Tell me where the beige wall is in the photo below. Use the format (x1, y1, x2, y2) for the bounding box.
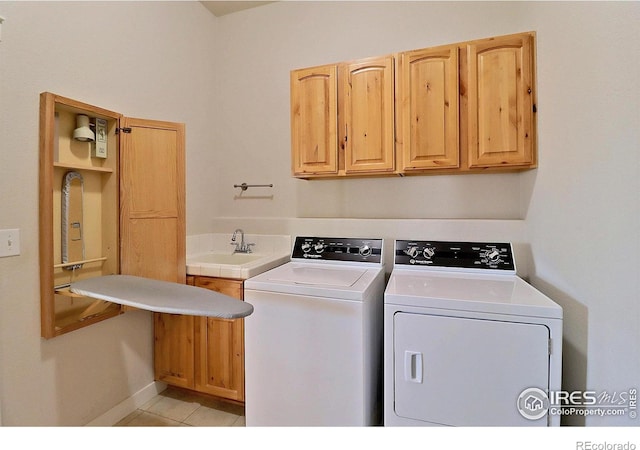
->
(522, 1, 640, 426)
(0, 1, 219, 425)
(0, 1, 638, 426)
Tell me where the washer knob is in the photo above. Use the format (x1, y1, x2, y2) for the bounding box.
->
(301, 243, 311, 253)
(423, 247, 435, 259)
(405, 246, 420, 258)
(314, 242, 326, 253)
(359, 245, 372, 257)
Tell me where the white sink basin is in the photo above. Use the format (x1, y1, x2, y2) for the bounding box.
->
(193, 253, 265, 265)
(186, 251, 290, 280)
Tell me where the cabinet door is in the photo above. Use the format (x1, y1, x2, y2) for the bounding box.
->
(119, 117, 191, 387)
(291, 65, 338, 176)
(399, 45, 459, 171)
(120, 118, 185, 282)
(194, 277, 245, 401)
(467, 33, 535, 168)
(342, 55, 396, 173)
(154, 314, 195, 388)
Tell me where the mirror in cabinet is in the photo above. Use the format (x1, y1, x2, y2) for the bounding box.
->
(39, 92, 121, 338)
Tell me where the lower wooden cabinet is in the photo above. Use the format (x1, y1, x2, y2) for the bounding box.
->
(154, 275, 245, 402)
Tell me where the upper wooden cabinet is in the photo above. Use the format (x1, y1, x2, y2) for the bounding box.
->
(291, 56, 395, 177)
(291, 31, 537, 179)
(290, 65, 338, 176)
(341, 55, 395, 174)
(465, 33, 535, 168)
(397, 44, 460, 171)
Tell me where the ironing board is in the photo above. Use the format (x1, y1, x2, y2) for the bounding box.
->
(70, 275, 253, 319)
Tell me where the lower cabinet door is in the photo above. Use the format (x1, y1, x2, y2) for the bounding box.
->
(154, 313, 195, 389)
(194, 277, 245, 401)
(195, 316, 245, 401)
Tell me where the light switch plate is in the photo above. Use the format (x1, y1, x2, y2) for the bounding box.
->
(0, 228, 20, 257)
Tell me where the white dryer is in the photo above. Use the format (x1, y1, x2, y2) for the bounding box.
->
(384, 240, 562, 426)
(244, 236, 385, 426)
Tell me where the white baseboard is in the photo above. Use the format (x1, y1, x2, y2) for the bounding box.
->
(86, 381, 168, 426)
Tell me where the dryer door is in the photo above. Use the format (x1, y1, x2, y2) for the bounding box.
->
(393, 312, 550, 426)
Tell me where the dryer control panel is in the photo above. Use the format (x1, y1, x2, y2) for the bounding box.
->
(292, 236, 383, 264)
(394, 240, 515, 272)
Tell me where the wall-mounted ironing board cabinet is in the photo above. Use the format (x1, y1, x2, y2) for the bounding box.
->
(70, 275, 254, 319)
(39, 92, 208, 337)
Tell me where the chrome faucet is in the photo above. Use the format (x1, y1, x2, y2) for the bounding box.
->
(231, 229, 255, 254)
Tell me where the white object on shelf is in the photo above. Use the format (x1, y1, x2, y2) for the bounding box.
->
(93, 118, 108, 158)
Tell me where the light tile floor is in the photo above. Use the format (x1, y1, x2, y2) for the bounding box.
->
(115, 386, 245, 427)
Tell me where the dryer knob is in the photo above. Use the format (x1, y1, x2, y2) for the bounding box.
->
(487, 249, 501, 262)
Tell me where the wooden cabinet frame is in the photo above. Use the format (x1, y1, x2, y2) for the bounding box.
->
(39, 93, 122, 338)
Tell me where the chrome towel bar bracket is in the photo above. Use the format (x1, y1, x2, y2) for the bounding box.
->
(234, 183, 273, 191)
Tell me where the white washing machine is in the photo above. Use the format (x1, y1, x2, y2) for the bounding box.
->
(244, 236, 385, 426)
(384, 240, 563, 427)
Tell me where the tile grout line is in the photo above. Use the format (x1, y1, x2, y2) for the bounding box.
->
(143, 408, 192, 426)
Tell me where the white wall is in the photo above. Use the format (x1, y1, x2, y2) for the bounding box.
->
(0, 1, 219, 425)
(0, 1, 638, 427)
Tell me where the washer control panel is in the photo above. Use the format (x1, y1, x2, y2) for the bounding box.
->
(394, 240, 515, 271)
(292, 237, 383, 263)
